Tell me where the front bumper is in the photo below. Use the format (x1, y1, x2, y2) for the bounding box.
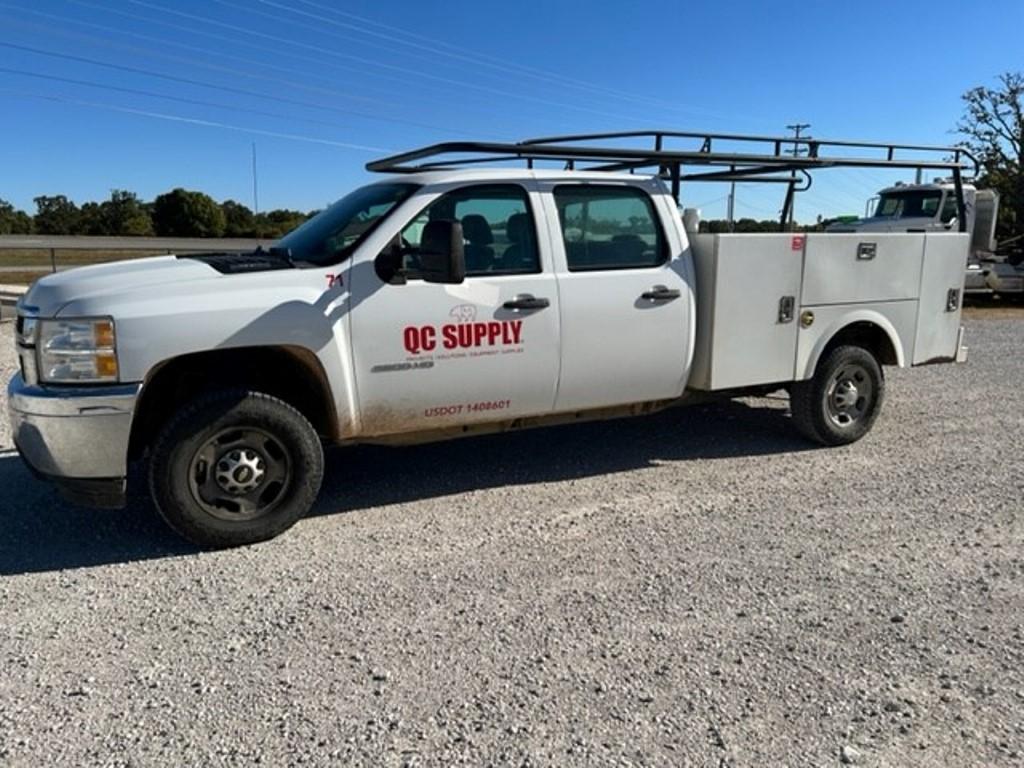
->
(7, 373, 141, 507)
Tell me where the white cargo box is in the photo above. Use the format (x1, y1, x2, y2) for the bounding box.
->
(688, 232, 968, 391)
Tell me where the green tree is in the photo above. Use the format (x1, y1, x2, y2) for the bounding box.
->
(78, 201, 106, 235)
(254, 209, 310, 238)
(956, 72, 1024, 240)
(221, 199, 256, 237)
(698, 218, 784, 233)
(152, 188, 226, 237)
(0, 198, 33, 234)
(102, 190, 154, 236)
(33, 195, 81, 235)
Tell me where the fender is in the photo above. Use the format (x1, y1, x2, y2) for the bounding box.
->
(799, 308, 906, 381)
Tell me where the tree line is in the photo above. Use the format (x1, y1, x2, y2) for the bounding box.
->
(698, 217, 843, 233)
(0, 188, 317, 239)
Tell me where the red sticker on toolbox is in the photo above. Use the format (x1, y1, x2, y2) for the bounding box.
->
(791, 235, 805, 251)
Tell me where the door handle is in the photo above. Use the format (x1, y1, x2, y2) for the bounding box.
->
(503, 294, 550, 311)
(640, 285, 681, 301)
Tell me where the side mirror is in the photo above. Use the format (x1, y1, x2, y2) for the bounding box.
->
(419, 219, 465, 284)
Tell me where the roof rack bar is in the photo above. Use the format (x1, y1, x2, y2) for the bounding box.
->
(365, 131, 979, 179)
(518, 129, 974, 160)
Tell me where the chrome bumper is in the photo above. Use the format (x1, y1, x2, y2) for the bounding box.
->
(7, 373, 141, 483)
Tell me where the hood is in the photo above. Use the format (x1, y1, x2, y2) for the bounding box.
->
(20, 256, 220, 317)
(826, 216, 935, 234)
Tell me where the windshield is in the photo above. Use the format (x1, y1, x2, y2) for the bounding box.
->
(277, 182, 418, 265)
(873, 189, 942, 219)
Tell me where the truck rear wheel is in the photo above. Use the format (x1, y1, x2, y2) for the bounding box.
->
(148, 390, 323, 548)
(790, 345, 884, 446)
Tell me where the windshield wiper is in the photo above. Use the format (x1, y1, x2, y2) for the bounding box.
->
(268, 246, 296, 267)
(251, 245, 297, 268)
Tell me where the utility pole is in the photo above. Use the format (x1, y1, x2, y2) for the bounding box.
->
(251, 142, 259, 215)
(727, 180, 736, 232)
(783, 122, 811, 230)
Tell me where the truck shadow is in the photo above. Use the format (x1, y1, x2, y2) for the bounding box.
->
(0, 398, 810, 575)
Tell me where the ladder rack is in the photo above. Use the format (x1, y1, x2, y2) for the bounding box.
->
(366, 130, 979, 230)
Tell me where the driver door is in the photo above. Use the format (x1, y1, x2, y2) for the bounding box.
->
(348, 182, 561, 437)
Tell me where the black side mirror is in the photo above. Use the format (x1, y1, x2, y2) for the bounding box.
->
(419, 219, 466, 284)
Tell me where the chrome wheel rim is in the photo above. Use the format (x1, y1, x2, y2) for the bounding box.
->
(188, 427, 291, 521)
(826, 363, 873, 428)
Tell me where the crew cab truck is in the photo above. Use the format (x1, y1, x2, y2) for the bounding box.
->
(8, 131, 975, 548)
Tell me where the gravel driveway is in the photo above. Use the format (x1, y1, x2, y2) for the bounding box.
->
(1, 310, 1022, 767)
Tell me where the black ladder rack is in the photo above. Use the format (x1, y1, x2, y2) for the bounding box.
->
(366, 130, 979, 231)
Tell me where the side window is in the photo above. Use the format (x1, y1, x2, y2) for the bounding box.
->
(553, 186, 667, 271)
(939, 193, 959, 224)
(394, 184, 540, 277)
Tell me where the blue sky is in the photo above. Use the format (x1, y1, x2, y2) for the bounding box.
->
(1, 0, 1021, 223)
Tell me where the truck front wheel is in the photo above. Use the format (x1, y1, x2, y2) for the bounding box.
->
(789, 345, 885, 446)
(148, 390, 324, 548)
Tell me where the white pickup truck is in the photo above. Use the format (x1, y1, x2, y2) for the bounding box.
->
(8, 131, 973, 547)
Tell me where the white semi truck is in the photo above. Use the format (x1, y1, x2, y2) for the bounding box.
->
(8, 131, 975, 547)
(828, 179, 1023, 297)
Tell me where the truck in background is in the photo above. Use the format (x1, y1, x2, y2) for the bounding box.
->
(828, 180, 1023, 299)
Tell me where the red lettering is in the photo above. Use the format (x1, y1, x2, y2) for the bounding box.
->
(441, 324, 458, 349)
(420, 325, 436, 352)
(404, 325, 436, 354)
(473, 322, 488, 346)
(403, 326, 421, 355)
(487, 321, 502, 345)
(409, 319, 524, 355)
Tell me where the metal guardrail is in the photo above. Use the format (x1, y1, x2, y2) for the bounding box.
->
(0, 235, 278, 275)
(0, 237, 280, 319)
(0, 235, 277, 251)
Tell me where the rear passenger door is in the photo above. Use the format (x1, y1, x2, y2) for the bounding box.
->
(540, 181, 692, 412)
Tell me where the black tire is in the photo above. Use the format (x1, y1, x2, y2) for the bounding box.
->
(148, 390, 323, 548)
(790, 345, 885, 446)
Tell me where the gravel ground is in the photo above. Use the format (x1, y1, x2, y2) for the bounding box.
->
(1, 310, 1022, 767)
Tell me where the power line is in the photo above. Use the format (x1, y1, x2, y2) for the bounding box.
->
(63, 0, 465, 98)
(0, 89, 389, 152)
(0, 65, 366, 133)
(248, 0, 743, 121)
(0, 5, 553, 135)
(119, 0, 661, 124)
(689, 194, 730, 209)
(0, 8, 407, 113)
(0, 41, 507, 138)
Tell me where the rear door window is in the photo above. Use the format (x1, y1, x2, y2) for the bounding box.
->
(553, 186, 667, 271)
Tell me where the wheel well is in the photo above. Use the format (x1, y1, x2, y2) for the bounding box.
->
(820, 321, 899, 368)
(128, 346, 337, 459)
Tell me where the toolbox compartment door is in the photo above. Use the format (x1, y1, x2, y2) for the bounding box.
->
(802, 233, 924, 305)
(689, 234, 803, 391)
(912, 233, 969, 364)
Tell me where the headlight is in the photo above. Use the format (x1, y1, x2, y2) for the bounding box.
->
(37, 317, 119, 383)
